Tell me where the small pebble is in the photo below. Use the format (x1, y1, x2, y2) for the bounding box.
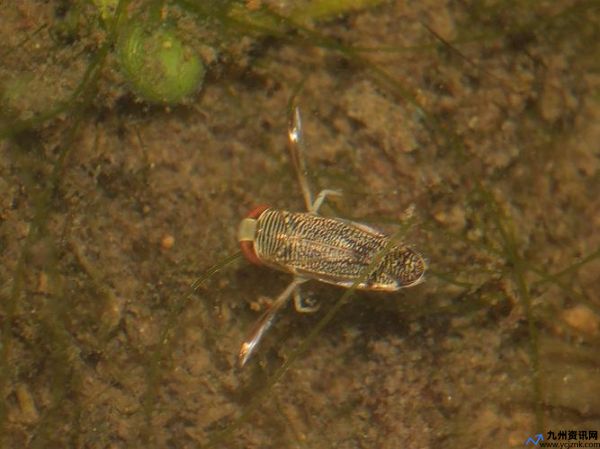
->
(562, 304, 599, 336)
(161, 234, 175, 250)
(37, 271, 49, 294)
(16, 383, 39, 423)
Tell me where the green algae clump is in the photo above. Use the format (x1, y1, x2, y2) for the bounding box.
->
(93, 0, 118, 20)
(117, 22, 205, 104)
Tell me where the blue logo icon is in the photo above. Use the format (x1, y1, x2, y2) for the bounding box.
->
(524, 434, 544, 445)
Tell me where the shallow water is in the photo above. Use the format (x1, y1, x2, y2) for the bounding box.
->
(1, 1, 598, 448)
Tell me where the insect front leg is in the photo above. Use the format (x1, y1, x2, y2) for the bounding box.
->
(310, 189, 343, 214)
(293, 284, 320, 313)
(239, 277, 307, 367)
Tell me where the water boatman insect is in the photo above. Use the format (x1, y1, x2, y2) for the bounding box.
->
(237, 106, 426, 366)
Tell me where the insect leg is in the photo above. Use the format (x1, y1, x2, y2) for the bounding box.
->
(239, 277, 307, 367)
(293, 285, 320, 313)
(310, 189, 343, 214)
(288, 106, 314, 211)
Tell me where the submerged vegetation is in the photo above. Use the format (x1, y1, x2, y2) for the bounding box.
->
(0, 0, 599, 448)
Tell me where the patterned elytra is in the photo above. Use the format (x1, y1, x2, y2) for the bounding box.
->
(244, 208, 426, 291)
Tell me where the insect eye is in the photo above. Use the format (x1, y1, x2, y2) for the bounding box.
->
(245, 205, 270, 219)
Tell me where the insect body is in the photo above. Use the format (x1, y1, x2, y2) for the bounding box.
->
(239, 208, 425, 291)
(237, 106, 426, 366)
